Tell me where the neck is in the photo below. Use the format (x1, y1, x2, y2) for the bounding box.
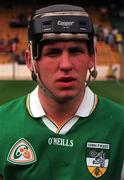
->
(38, 87, 84, 128)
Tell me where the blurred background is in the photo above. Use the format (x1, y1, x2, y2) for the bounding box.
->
(0, 0, 124, 105)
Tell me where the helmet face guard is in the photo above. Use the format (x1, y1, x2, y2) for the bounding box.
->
(28, 4, 94, 60)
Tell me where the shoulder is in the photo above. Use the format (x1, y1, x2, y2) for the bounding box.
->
(99, 96, 124, 111)
(98, 96, 124, 124)
(0, 95, 27, 118)
(0, 95, 28, 138)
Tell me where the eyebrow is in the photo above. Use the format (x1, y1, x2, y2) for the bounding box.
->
(43, 47, 62, 53)
(68, 46, 86, 52)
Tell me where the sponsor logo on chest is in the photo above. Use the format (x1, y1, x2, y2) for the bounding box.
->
(86, 142, 110, 178)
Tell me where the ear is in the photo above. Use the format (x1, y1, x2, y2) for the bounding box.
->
(25, 49, 33, 71)
(88, 55, 95, 70)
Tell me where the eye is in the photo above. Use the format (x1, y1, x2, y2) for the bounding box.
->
(43, 48, 62, 57)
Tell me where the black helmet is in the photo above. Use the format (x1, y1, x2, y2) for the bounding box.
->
(28, 4, 94, 60)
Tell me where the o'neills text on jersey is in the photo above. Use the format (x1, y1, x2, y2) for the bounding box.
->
(48, 137, 73, 147)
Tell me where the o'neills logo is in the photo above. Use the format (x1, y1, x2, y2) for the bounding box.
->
(48, 137, 73, 147)
(57, 20, 74, 26)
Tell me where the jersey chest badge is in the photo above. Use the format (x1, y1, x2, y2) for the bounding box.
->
(7, 138, 37, 165)
(86, 142, 110, 178)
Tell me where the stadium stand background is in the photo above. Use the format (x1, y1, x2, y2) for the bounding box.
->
(0, 0, 124, 80)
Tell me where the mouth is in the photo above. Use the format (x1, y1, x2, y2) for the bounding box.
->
(58, 76, 76, 82)
(56, 77, 76, 87)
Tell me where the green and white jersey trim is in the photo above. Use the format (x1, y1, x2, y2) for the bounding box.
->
(26, 86, 98, 134)
(42, 116, 79, 134)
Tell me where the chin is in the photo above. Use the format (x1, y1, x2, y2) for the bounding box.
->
(55, 96, 75, 104)
(55, 92, 80, 103)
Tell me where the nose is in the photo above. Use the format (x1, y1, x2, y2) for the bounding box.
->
(59, 51, 73, 72)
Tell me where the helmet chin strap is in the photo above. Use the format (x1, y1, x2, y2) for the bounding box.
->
(86, 67, 97, 87)
(29, 42, 63, 100)
(86, 50, 97, 87)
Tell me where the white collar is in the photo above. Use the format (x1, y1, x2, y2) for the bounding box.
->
(26, 86, 97, 118)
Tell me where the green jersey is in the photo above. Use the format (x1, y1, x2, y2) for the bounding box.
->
(0, 87, 124, 180)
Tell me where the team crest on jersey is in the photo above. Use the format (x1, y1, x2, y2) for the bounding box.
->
(86, 142, 110, 178)
(7, 138, 36, 165)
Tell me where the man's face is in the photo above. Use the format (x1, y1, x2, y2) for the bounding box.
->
(35, 41, 94, 102)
